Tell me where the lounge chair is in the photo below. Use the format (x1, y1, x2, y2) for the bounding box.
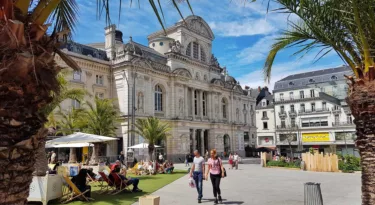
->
(129, 163, 140, 175)
(61, 176, 92, 204)
(98, 172, 116, 194)
(110, 172, 131, 195)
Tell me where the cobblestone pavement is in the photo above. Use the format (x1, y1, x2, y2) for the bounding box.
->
(133, 164, 360, 205)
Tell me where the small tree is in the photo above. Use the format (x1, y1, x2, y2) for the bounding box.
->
(279, 121, 300, 161)
(132, 117, 171, 160)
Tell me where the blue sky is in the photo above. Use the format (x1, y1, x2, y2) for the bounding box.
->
(72, 0, 344, 90)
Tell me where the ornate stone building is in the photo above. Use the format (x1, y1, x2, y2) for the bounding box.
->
(56, 15, 257, 161)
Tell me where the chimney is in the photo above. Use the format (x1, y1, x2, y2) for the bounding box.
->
(258, 86, 261, 92)
(105, 24, 116, 60)
(245, 86, 250, 90)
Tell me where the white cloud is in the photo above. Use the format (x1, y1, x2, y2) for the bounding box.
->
(235, 35, 277, 65)
(209, 18, 276, 37)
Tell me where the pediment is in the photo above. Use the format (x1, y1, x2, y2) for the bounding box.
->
(172, 68, 192, 79)
(184, 16, 214, 40)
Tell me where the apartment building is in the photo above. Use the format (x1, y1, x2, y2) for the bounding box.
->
(272, 66, 358, 157)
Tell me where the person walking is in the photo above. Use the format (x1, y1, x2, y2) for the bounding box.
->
(233, 153, 239, 170)
(228, 153, 233, 169)
(50, 151, 56, 164)
(119, 151, 125, 166)
(159, 153, 164, 164)
(185, 153, 190, 167)
(206, 149, 224, 204)
(189, 150, 205, 203)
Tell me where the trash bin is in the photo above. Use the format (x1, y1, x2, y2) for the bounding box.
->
(304, 182, 323, 205)
(139, 195, 160, 205)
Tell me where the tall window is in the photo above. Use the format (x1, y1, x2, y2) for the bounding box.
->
(301, 104, 305, 112)
(280, 106, 285, 113)
(186, 43, 191, 56)
(289, 92, 294, 100)
(334, 105, 340, 111)
(281, 120, 286, 128)
(335, 114, 339, 124)
(291, 118, 296, 127)
(155, 85, 163, 111)
(263, 122, 268, 129)
(347, 115, 353, 124)
(202, 92, 207, 116)
(300, 91, 304, 99)
(310, 89, 315, 97)
(244, 104, 247, 123)
(200, 47, 206, 62)
(96, 75, 103, 85)
(73, 71, 81, 81)
(280, 93, 284, 101)
(290, 105, 295, 112)
(262, 111, 267, 118)
(322, 102, 327, 110)
(194, 90, 198, 115)
(222, 98, 227, 118)
(72, 99, 80, 109)
(262, 101, 266, 107)
(311, 103, 316, 111)
(193, 42, 199, 59)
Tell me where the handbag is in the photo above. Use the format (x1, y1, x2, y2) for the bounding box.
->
(219, 158, 227, 177)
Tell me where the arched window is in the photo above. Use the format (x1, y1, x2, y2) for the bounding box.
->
(222, 98, 227, 119)
(155, 85, 163, 111)
(186, 43, 191, 56)
(193, 42, 199, 59)
(202, 92, 207, 116)
(200, 47, 206, 62)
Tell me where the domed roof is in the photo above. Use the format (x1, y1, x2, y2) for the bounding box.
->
(123, 37, 143, 56)
(149, 36, 174, 43)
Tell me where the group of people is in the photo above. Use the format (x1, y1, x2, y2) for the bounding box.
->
(228, 152, 240, 170)
(110, 160, 143, 192)
(190, 149, 225, 204)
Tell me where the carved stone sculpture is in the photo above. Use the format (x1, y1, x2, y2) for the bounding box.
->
(169, 40, 182, 53)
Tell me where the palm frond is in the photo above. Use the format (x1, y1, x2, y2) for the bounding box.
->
(49, 0, 79, 39)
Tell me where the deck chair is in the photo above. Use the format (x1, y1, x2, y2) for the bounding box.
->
(110, 172, 130, 195)
(129, 163, 139, 175)
(98, 172, 116, 194)
(87, 173, 97, 185)
(61, 176, 92, 204)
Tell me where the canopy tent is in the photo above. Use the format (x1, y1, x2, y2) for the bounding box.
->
(45, 143, 93, 148)
(128, 143, 160, 149)
(45, 132, 118, 145)
(255, 147, 276, 153)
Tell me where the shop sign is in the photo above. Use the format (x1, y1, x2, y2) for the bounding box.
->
(302, 133, 330, 142)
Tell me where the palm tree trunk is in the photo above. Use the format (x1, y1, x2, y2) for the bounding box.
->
(33, 140, 49, 176)
(68, 148, 77, 163)
(89, 143, 100, 165)
(347, 79, 375, 205)
(148, 145, 155, 161)
(0, 128, 47, 204)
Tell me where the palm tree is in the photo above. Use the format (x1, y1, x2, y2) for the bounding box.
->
(132, 117, 171, 160)
(0, 0, 190, 203)
(260, 1, 375, 204)
(79, 98, 119, 165)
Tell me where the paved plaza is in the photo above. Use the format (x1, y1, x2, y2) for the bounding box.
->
(133, 164, 360, 205)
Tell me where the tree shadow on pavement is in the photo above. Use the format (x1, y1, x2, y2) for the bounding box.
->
(201, 198, 244, 204)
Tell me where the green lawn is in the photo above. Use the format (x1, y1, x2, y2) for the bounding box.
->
(50, 170, 186, 205)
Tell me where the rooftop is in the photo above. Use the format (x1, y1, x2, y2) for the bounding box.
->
(274, 66, 353, 92)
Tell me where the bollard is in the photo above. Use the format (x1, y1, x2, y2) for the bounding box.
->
(304, 182, 323, 205)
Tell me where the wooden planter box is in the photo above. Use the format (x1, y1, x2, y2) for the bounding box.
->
(28, 175, 63, 205)
(139, 195, 160, 205)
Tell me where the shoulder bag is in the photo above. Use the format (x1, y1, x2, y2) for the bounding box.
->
(219, 158, 227, 177)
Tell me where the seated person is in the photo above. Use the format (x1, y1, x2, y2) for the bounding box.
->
(87, 168, 101, 181)
(109, 161, 142, 192)
(71, 169, 92, 198)
(164, 162, 174, 174)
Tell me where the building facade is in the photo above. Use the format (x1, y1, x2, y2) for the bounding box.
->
(255, 88, 276, 149)
(55, 15, 257, 161)
(272, 66, 358, 157)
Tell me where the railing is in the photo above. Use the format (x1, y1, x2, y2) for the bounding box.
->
(276, 124, 299, 130)
(299, 108, 330, 114)
(289, 110, 298, 116)
(278, 111, 287, 116)
(275, 94, 319, 102)
(332, 122, 354, 127)
(261, 116, 269, 120)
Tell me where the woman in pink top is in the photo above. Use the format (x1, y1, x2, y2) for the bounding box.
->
(206, 149, 224, 204)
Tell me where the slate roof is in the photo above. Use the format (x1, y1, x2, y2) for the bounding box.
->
(60, 41, 109, 61)
(274, 66, 353, 92)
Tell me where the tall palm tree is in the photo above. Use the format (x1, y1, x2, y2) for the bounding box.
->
(79, 98, 120, 165)
(132, 117, 171, 160)
(0, 1, 191, 203)
(259, 0, 375, 204)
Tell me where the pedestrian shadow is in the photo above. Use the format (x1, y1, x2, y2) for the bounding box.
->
(201, 199, 244, 204)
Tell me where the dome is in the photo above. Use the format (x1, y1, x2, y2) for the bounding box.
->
(123, 37, 143, 56)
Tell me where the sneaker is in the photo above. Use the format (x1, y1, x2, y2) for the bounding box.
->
(218, 196, 223, 204)
(214, 199, 218, 204)
(198, 199, 202, 203)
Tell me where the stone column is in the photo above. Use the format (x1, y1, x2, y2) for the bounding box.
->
(192, 128, 196, 151)
(192, 88, 195, 120)
(184, 85, 188, 118)
(201, 129, 205, 155)
(200, 90, 203, 119)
